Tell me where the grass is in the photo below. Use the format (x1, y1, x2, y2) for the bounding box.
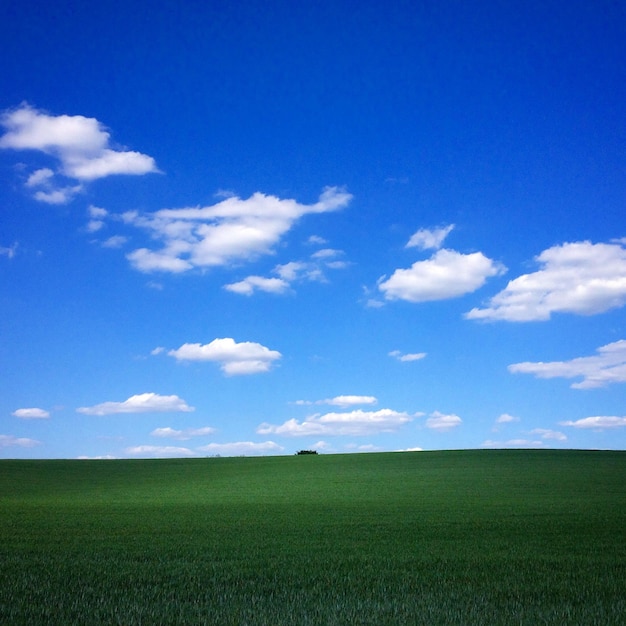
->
(1, 449, 625, 624)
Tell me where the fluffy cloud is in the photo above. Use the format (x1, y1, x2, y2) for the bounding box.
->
(406, 224, 455, 250)
(294, 395, 378, 408)
(150, 426, 216, 440)
(77, 393, 194, 415)
(0, 434, 40, 447)
(466, 241, 626, 321)
(425, 411, 462, 431)
(125, 445, 196, 457)
(166, 338, 281, 375)
(560, 416, 626, 429)
(196, 441, 284, 456)
(12, 408, 50, 419)
(257, 408, 415, 437)
(0, 104, 159, 203)
(508, 340, 626, 389)
(123, 187, 351, 273)
(379, 249, 505, 303)
(389, 350, 427, 362)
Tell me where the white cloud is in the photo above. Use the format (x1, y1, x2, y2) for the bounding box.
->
(293, 395, 377, 407)
(125, 445, 196, 457)
(508, 340, 626, 389)
(467, 241, 626, 321)
(12, 407, 50, 419)
(224, 275, 290, 296)
(560, 416, 626, 429)
(0, 242, 18, 259)
(0, 104, 159, 203)
(225, 248, 348, 296)
(530, 428, 567, 441)
(257, 408, 415, 437)
(166, 338, 281, 375)
(389, 350, 427, 362)
(397, 446, 424, 452)
(196, 441, 284, 456)
(77, 392, 194, 415)
(102, 235, 128, 248)
(0, 434, 40, 447)
(150, 426, 216, 440)
(425, 411, 462, 431)
(379, 249, 505, 303)
(492, 413, 520, 432)
(406, 224, 455, 250)
(482, 439, 543, 448)
(496, 413, 520, 424)
(123, 187, 351, 273)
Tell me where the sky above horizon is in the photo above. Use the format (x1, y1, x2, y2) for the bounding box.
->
(2, 0, 626, 458)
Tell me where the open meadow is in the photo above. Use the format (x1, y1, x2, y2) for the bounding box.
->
(1, 449, 625, 624)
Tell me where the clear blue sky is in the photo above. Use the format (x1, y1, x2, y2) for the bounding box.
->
(2, 0, 626, 458)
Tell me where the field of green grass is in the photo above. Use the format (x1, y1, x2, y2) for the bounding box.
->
(1, 449, 625, 624)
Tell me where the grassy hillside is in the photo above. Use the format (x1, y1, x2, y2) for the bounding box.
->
(1, 450, 625, 624)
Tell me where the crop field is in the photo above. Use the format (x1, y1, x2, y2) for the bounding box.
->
(1, 449, 625, 624)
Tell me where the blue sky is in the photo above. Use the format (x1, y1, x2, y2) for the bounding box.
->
(2, 0, 626, 458)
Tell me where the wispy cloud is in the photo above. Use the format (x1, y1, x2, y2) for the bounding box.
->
(121, 187, 351, 273)
(467, 241, 626, 321)
(294, 395, 377, 408)
(0, 434, 41, 447)
(560, 416, 626, 429)
(482, 439, 543, 448)
(406, 224, 455, 250)
(508, 340, 626, 389)
(125, 445, 196, 457)
(196, 441, 284, 456)
(150, 426, 216, 440)
(77, 393, 194, 416)
(12, 408, 50, 419)
(0, 104, 159, 203)
(389, 350, 427, 362)
(166, 338, 281, 375)
(0, 242, 18, 259)
(257, 409, 416, 437)
(530, 428, 567, 441)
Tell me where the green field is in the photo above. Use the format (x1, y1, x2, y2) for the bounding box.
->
(1, 450, 625, 624)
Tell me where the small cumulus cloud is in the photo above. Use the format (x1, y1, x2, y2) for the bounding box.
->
(560, 416, 626, 430)
(508, 340, 626, 389)
(77, 392, 194, 416)
(257, 409, 416, 437)
(379, 249, 505, 303)
(425, 411, 462, 431)
(12, 407, 50, 419)
(166, 338, 281, 375)
(0, 104, 159, 203)
(467, 240, 626, 322)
